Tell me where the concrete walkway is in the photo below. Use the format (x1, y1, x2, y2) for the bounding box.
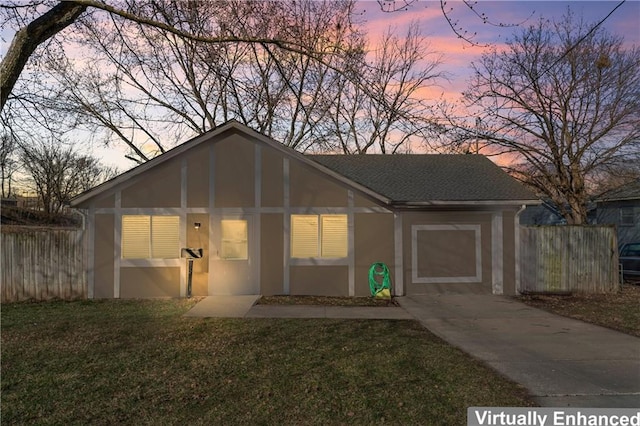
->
(183, 295, 261, 318)
(398, 294, 640, 408)
(185, 294, 640, 408)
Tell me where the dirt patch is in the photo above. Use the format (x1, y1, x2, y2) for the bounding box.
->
(518, 284, 640, 337)
(258, 295, 398, 307)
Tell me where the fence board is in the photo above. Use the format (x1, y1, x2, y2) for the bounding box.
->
(519, 226, 619, 294)
(1, 228, 86, 302)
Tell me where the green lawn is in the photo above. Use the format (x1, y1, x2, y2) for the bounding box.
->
(1, 299, 534, 425)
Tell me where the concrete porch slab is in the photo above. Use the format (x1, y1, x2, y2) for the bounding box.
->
(184, 295, 260, 318)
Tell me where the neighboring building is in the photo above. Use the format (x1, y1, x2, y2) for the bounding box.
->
(519, 200, 566, 226)
(71, 121, 539, 299)
(594, 180, 640, 246)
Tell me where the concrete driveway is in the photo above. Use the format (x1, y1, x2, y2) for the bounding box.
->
(397, 294, 640, 408)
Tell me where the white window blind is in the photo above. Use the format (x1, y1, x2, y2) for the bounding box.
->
(291, 215, 319, 258)
(221, 220, 248, 260)
(291, 214, 347, 259)
(321, 215, 348, 258)
(122, 215, 151, 258)
(151, 216, 180, 258)
(121, 215, 179, 259)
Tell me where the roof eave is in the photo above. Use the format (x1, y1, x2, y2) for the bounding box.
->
(391, 199, 541, 209)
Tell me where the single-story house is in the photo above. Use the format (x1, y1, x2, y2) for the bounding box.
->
(593, 180, 640, 246)
(71, 120, 539, 299)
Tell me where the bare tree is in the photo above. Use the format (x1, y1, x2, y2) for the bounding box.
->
(20, 140, 117, 215)
(328, 22, 443, 154)
(3, 0, 445, 163)
(448, 11, 640, 224)
(0, 133, 19, 197)
(1, 0, 333, 112)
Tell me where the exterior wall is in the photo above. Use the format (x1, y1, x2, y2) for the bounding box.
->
(260, 213, 284, 295)
(402, 211, 493, 295)
(354, 213, 395, 296)
(121, 161, 181, 208)
(93, 214, 115, 298)
(261, 146, 284, 208)
(77, 125, 522, 299)
(354, 193, 380, 208)
(289, 162, 348, 208)
(214, 133, 255, 208)
(186, 146, 210, 208)
(120, 267, 181, 298)
(290, 266, 349, 296)
(93, 194, 115, 209)
(596, 201, 640, 246)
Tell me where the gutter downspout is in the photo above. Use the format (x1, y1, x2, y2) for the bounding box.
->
(514, 204, 527, 295)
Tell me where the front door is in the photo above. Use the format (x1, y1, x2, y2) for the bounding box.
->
(209, 214, 258, 295)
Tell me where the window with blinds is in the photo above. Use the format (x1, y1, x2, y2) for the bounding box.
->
(321, 215, 348, 258)
(291, 215, 319, 258)
(221, 220, 248, 260)
(151, 216, 180, 258)
(122, 215, 179, 259)
(291, 214, 347, 259)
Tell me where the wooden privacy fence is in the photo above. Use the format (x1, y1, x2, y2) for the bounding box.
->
(1, 228, 86, 302)
(520, 225, 619, 294)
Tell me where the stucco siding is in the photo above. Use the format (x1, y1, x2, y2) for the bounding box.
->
(186, 146, 210, 208)
(290, 266, 349, 296)
(120, 267, 181, 298)
(354, 213, 395, 297)
(354, 193, 380, 208)
(289, 162, 348, 208)
(93, 214, 115, 298)
(260, 213, 284, 295)
(403, 211, 493, 294)
(214, 134, 255, 208)
(261, 146, 284, 208)
(121, 161, 181, 208)
(92, 194, 115, 209)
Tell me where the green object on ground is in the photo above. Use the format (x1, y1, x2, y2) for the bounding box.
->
(369, 262, 391, 299)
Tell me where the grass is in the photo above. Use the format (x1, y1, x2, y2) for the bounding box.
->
(518, 284, 640, 337)
(2, 299, 534, 425)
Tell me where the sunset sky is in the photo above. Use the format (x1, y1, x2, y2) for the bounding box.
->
(2, 1, 639, 169)
(358, 0, 640, 100)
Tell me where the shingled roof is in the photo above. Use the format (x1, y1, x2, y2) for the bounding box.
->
(308, 154, 537, 204)
(596, 180, 640, 202)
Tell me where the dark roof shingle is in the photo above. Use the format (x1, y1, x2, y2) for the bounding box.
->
(596, 180, 640, 202)
(307, 154, 536, 203)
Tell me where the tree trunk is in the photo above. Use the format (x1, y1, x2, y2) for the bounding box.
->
(1, 2, 87, 111)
